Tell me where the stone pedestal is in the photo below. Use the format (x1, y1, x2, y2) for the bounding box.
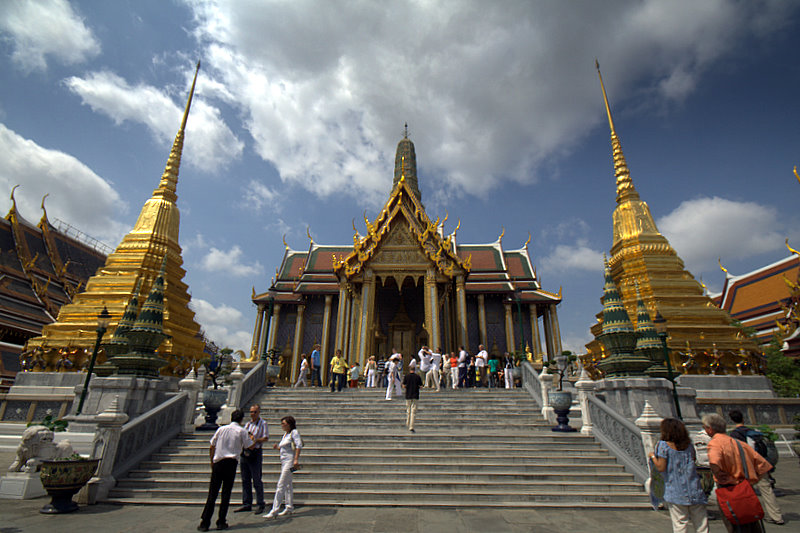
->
(77, 396, 129, 505)
(0, 472, 45, 499)
(675, 375, 776, 399)
(8, 372, 85, 396)
(593, 377, 678, 420)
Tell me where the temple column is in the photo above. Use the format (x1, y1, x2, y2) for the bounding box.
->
(251, 304, 264, 359)
(335, 283, 349, 355)
(456, 275, 468, 349)
(477, 294, 487, 347)
(266, 303, 282, 352)
(550, 304, 563, 355)
(504, 301, 515, 353)
(258, 304, 270, 357)
(321, 294, 333, 383)
(424, 267, 440, 349)
(529, 304, 542, 361)
(291, 304, 306, 381)
(358, 270, 376, 366)
(542, 306, 555, 362)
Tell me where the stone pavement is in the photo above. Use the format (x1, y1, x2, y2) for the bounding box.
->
(1, 457, 799, 533)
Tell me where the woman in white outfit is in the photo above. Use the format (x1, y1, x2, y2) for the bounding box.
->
(294, 355, 309, 387)
(264, 416, 303, 519)
(385, 354, 402, 400)
(365, 356, 377, 388)
(504, 354, 514, 389)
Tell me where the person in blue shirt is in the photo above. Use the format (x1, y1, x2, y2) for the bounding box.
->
(310, 344, 321, 386)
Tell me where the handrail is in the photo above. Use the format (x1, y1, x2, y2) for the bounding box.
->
(238, 361, 266, 409)
(112, 392, 189, 479)
(586, 393, 648, 483)
(519, 361, 543, 408)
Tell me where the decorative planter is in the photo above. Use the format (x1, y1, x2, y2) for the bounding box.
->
(198, 388, 228, 431)
(266, 364, 282, 378)
(39, 458, 99, 514)
(549, 391, 576, 432)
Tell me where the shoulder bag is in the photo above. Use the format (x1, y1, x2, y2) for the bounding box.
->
(715, 439, 764, 526)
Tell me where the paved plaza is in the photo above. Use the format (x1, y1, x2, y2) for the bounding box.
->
(1, 449, 798, 533)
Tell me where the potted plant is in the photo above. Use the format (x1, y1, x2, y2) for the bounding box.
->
(39, 453, 99, 514)
(548, 352, 577, 432)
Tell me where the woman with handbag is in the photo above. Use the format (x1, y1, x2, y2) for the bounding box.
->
(263, 416, 303, 519)
(648, 417, 708, 533)
(703, 413, 772, 533)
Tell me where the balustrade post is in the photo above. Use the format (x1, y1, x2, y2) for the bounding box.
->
(634, 400, 662, 459)
(77, 395, 129, 504)
(538, 366, 555, 423)
(575, 367, 595, 435)
(179, 368, 202, 433)
(228, 364, 245, 409)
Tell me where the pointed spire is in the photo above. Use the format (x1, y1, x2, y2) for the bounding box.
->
(392, 126, 421, 201)
(154, 60, 200, 202)
(595, 60, 638, 204)
(109, 278, 143, 344)
(601, 261, 634, 335)
(634, 286, 661, 351)
(131, 256, 167, 337)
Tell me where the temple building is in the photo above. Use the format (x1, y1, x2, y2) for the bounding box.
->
(251, 132, 563, 382)
(0, 192, 107, 380)
(585, 64, 761, 375)
(22, 63, 205, 377)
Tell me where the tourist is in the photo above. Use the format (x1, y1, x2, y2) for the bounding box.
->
(349, 361, 361, 388)
(310, 343, 321, 386)
(457, 347, 468, 388)
(418, 346, 432, 386)
(385, 352, 402, 400)
(449, 352, 459, 389)
(728, 410, 784, 525)
(648, 417, 709, 533)
(426, 347, 442, 391)
(402, 359, 423, 432)
(503, 353, 515, 389)
(198, 409, 254, 532)
(467, 355, 476, 388)
(365, 356, 377, 387)
(488, 354, 499, 388)
(703, 413, 772, 533)
(263, 416, 303, 519)
(293, 354, 309, 387)
(329, 349, 347, 392)
(476, 344, 488, 387)
(235, 405, 269, 515)
(377, 357, 387, 388)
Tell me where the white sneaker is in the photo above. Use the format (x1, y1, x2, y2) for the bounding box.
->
(262, 510, 278, 519)
(278, 507, 293, 517)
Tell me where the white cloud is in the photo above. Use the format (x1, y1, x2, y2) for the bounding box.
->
(0, 0, 99, 73)
(540, 241, 604, 273)
(242, 179, 277, 210)
(182, 0, 790, 201)
(658, 196, 788, 274)
(201, 245, 262, 277)
(560, 329, 595, 356)
(0, 123, 127, 245)
(64, 70, 244, 172)
(190, 298, 252, 351)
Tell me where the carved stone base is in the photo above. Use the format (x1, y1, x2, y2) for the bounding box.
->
(0, 472, 46, 499)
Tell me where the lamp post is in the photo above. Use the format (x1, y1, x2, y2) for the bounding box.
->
(653, 311, 682, 419)
(76, 306, 111, 415)
(261, 289, 276, 361)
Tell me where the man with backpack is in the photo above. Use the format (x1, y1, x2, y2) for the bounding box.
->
(728, 410, 784, 526)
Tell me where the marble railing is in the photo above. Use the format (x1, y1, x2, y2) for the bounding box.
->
(586, 393, 648, 483)
(112, 391, 189, 479)
(519, 361, 543, 408)
(237, 361, 266, 410)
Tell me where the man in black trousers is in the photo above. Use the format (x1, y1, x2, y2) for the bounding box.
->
(199, 409, 254, 531)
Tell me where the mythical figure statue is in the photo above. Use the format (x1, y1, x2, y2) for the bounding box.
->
(8, 425, 74, 473)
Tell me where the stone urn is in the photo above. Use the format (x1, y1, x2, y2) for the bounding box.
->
(266, 364, 282, 379)
(549, 391, 576, 432)
(39, 458, 99, 514)
(199, 388, 228, 431)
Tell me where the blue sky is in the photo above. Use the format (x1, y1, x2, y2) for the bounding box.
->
(1, 0, 799, 354)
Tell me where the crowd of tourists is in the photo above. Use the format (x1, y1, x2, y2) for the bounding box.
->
(648, 410, 784, 533)
(291, 343, 520, 392)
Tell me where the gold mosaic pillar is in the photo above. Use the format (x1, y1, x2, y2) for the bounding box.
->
(478, 294, 487, 347)
(529, 304, 543, 362)
(456, 275, 468, 349)
(550, 304, 563, 355)
(267, 303, 281, 352)
(542, 306, 554, 362)
(291, 304, 306, 380)
(335, 283, 349, 355)
(358, 270, 376, 366)
(504, 301, 514, 353)
(321, 294, 333, 383)
(251, 304, 264, 359)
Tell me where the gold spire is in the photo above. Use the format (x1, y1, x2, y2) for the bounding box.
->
(596, 60, 637, 204)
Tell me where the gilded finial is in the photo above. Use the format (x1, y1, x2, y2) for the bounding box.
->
(454, 219, 461, 234)
(523, 232, 531, 249)
(282, 234, 289, 250)
(306, 226, 313, 245)
(794, 166, 799, 185)
(400, 155, 406, 182)
(786, 238, 800, 257)
(498, 226, 505, 243)
(718, 257, 729, 274)
(251, 286, 256, 299)
(352, 218, 357, 232)
(403, 122, 409, 139)
(596, 60, 636, 203)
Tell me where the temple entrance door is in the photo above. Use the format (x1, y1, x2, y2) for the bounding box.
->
(389, 326, 416, 369)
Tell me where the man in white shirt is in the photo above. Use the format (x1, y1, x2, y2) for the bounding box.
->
(426, 347, 442, 391)
(385, 351, 402, 400)
(418, 346, 432, 386)
(476, 344, 489, 387)
(457, 347, 469, 388)
(235, 405, 269, 514)
(199, 409, 254, 531)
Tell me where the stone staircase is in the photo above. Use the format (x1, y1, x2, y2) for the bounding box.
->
(106, 388, 650, 508)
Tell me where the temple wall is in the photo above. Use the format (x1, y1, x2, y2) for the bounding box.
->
(466, 296, 479, 351)
(485, 295, 507, 354)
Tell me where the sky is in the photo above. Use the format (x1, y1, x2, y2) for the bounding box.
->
(1, 0, 800, 355)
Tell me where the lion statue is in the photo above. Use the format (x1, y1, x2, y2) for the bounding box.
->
(8, 425, 74, 473)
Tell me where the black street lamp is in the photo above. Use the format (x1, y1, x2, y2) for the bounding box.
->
(653, 311, 682, 419)
(76, 306, 112, 415)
